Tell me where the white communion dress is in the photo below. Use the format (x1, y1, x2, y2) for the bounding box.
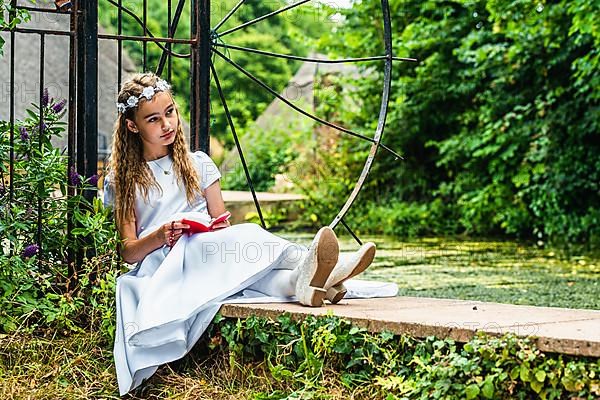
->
(103, 151, 398, 395)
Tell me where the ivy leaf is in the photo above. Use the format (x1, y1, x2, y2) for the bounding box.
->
(465, 383, 480, 399)
(531, 379, 544, 393)
(535, 370, 546, 382)
(510, 366, 520, 380)
(482, 377, 495, 399)
(520, 364, 531, 382)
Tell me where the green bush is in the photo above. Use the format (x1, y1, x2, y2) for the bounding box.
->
(346, 198, 461, 238)
(0, 93, 121, 337)
(208, 313, 600, 399)
(311, 0, 599, 247)
(221, 138, 298, 192)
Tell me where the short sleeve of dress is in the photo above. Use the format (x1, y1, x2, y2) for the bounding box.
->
(191, 150, 221, 190)
(103, 173, 115, 208)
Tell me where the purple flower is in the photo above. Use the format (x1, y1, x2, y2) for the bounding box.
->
(22, 244, 40, 258)
(52, 99, 67, 114)
(20, 126, 29, 141)
(42, 88, 49, 107)
(69, 166, 81, 186)
(88, 174, 99, 186)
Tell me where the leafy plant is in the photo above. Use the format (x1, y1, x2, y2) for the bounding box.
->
(0, 0, 30, 56)
(309, 0, 599, 247)
(0, 91, 122, 335)
(210, 313, 600, 399)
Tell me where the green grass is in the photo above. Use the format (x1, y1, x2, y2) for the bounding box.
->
(0, 330, 355, 399)
(277, 233, 600, 310)
(1, 235, 598, 398)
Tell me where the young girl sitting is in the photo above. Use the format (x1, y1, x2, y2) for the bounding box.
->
(103, 72, 391, 395)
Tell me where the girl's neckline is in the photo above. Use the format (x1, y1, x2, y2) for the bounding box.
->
(145, 153, 171, 163)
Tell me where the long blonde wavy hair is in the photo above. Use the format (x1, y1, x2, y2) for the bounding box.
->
(108, 72, 203, 229)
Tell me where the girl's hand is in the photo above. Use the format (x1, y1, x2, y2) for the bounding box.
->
(160, 220, 190, 247)
(211, 219, 231, 231)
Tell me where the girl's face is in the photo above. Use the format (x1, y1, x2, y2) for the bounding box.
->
(126, 91, 179, 159)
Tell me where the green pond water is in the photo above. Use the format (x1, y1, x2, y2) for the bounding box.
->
(278, 232, 599, 310)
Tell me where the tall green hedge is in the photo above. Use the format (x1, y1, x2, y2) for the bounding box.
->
(309, 0, 599, 246)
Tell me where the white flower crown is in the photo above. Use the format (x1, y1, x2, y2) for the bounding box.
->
(116, 79, 171, 114)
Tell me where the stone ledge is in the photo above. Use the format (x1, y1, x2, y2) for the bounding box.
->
(222, 190, 305, 203)
(220, 296, 600, 357)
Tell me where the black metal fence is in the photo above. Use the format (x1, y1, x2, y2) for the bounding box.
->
(2, 0, 414, 275)
(2, 0, 208, 273)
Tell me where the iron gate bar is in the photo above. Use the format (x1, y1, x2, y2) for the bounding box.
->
(217, 0, 311, 38)
(166, 0, 172, 80)
(189, 0, 210, 152)
(67, 1, 78, 273)
(98, 32, 194, 49)
(213, 42, 418, 63)
(5, 27, 72, 36)
(329, 0, 394, 234)
(8, 0, 16, 256)
(340, 218, 362, 246)
(16, 5, 71, 14)
(76, 0, 98, 205)
(118, 0, 122, 89)
(210, 61, 266, 229)
(37, 33, 45, 264)
(212, 47, 403, 161)
(156, 0, 187, 77)
(143, 0, 147, 70)
(212, 0, 244, 33)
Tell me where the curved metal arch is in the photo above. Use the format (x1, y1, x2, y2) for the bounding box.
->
(329, 0, 395, 232)
(210, 0, 406, 241)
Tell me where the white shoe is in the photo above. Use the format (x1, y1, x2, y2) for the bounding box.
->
(324, 242, 376, 304)
(295, 227, 339, 307)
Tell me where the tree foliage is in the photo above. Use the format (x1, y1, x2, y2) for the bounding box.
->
(98, 0, 329, 146)
(313, 0, 599, 246)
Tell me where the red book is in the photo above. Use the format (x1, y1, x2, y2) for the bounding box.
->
(182, 211, 231, 234)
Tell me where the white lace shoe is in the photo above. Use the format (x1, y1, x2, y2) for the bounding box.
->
(324, 242, 376, 304)
(295, 226, 339, 307)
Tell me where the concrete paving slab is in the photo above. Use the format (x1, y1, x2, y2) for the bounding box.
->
(220, 296, 600, 357)
(222, 190, 305, 203)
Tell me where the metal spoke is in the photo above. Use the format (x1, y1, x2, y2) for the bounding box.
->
(157, 0, 187, 76)
(217, 0, 311, 38)
(340, 218, 363, 246)
(212, 0, 245, 32)
(105, 0, 191, 58)
(143, 0, 147, 70)
(212, 48, 403, 160)
(213, 42, 417, 63)
(210, 61, 267, 229)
